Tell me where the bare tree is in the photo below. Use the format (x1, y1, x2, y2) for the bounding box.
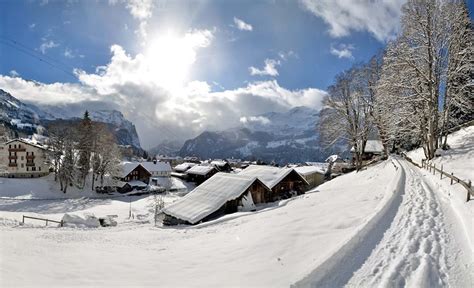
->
(320, 65, 374, 170)
(441, 0, 474, 147)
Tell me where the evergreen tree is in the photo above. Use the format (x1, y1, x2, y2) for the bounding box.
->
(77, 110, 93, 188)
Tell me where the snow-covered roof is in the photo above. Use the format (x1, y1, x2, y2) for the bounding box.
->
(127, 180, 148, 187)
(210, 160, 228, 167)
(162, 173, 263, 224)
(141, 161, 172, 173)
(239, 165, 308, 189)
(186, 165, 216, 176)
(364, 140, 384, 153)
(350, 140, 384, 153)
(294, 165, 326, 176)
(325, 155, 343, 163)
(5, 138, 47, 150)
(174, 162, 196, 172)
(121, 162, 139, 178)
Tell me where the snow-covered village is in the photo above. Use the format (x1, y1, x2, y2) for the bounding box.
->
(0, 0, 473, 287)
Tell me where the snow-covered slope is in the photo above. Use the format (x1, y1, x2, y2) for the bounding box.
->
(0, 160, 401, 286)
(408, 125, 474, 181)
(0, 89, 50, 132)
(0, 89, 142, 149)
(89, 110, 141, 148)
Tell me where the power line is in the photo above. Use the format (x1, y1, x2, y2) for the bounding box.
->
(0, 37, 77, 79)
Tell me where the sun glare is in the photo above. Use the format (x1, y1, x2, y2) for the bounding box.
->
(146, 33, 197, 92)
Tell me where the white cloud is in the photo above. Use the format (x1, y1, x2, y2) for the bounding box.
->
(9, 70, 20, 77)
(39, 40, 59, 54)
(125, 0, 153, 20)
(29, 23, 36, 29)
(233, 17, 253, 31)
(300, 0, 405, 41)
(249, 59, 280, 77)
(109, 0, 153, 39)
(330, 43, 354, 59)
(0, 76, 100, 105)
(278, 50, 298, 61)
(0, 29, 326, 147)
(64, 48, 75, 58)
(240, 116, 271, 125)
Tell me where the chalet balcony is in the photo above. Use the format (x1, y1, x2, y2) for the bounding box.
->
(8, 163, 17, 167)
(8, 148, 26, 152)
(26, 155, 35, 160)
(8, 155, 17, 160)
(26, 162, 35, 167)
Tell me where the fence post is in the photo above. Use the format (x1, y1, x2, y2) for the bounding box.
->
(450, 173, 453, 185)
(433, 164, 436, 175)
(440, 165, 443, 180)
(46, 219, 48, 226)
(22, 215, 24, 225)
(61, 220, 63, 227)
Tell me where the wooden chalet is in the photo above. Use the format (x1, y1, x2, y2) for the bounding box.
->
(294, 166, 325, 189)
(121, 162, 151, 183)
(238, 165, 309, 201)
(186, 165, 218, 184)
(162, 173, 270, 225)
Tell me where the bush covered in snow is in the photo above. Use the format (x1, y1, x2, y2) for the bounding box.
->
(61, 213, 100, 228)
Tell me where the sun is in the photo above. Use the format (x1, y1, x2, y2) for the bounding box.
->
(145, 32, 197, 93)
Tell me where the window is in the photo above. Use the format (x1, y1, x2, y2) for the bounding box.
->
(21, 163, 24, 168)
(32, 167, 36, 171)
(27, 167, 29, 171)
(39, 167, 41, 171)
(21, 156, 24, 160)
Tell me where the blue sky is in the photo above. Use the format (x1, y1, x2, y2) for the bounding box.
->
(0, 0, 472, 148)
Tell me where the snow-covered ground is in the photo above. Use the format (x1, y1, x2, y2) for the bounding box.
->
(408, 125, 474, 181)
(0, 159, 402, 287)
(0, 126, 472, 287)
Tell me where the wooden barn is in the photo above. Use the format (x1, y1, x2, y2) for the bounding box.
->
(294, 166, 325, 189)
(162, 173, 270, 225)
(120, 163, 151, 183)
(210, 160, 232, 172)
(186, 165, 218, 184)
(238, 165, 309, 201)
(351, 140, 384, 161)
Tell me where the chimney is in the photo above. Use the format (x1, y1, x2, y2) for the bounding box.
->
(153, 159, 157, 164)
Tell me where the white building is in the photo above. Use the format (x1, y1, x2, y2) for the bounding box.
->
(141, 161, 172, 177)
(1, 139, 49, 178)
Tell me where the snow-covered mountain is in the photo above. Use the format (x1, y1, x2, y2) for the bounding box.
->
(179, 106, 346, 164)
(0, 89, 141, 149)
(0, 89, 46, 132)
(88, 110, 141, 148)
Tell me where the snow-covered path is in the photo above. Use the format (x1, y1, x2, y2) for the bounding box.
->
(345, 160, 472, 287)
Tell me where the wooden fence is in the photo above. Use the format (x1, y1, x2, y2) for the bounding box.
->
(401, 153, 473, 202)
(22, 215, 63, 227)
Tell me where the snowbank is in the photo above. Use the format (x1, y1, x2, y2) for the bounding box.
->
(61, 213, 100, 228)
(294, 158, 405, 287)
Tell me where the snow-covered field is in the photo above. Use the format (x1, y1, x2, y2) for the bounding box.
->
(0, 159, 402, 287)
(0, 126, 472, 287)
